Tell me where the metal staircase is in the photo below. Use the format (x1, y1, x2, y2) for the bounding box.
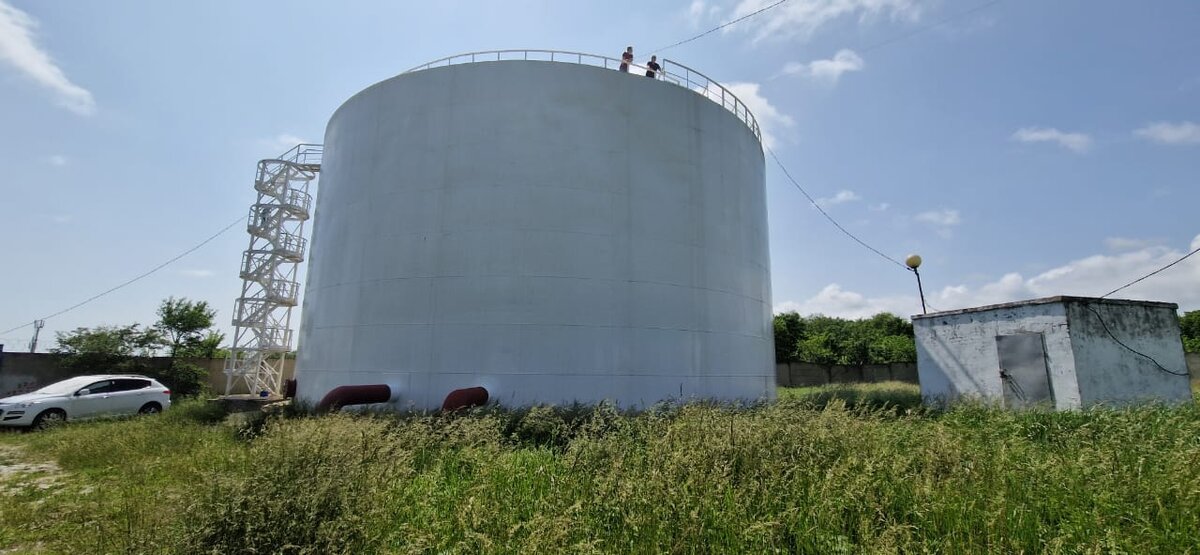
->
(224, 144, 322, 397)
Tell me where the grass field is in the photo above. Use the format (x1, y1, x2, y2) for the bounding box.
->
(2, 382, 1199, 554)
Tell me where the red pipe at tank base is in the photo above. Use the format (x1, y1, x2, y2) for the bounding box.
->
(316, 384, 392, 413)
(442, 387, 489, 412)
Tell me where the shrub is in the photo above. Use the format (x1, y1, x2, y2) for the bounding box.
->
(184, 415, 408, 554)
(148, 361, 207, 399)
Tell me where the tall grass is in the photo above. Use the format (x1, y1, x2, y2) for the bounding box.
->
(779, 380, 923, 411)
(2, 387, 1199, 553)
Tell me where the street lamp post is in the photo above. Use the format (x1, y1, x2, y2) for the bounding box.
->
(906, 254, 927, 315)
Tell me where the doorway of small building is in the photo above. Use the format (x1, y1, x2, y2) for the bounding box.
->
(996, 333, 1055, 409)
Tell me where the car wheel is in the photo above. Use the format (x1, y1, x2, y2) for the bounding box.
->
(138, 402, 162, 415)
(31, 409, 67, 430)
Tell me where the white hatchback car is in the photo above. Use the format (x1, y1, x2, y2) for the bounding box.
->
(0, 374, 172, 429)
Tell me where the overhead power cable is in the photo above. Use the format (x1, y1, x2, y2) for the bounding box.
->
(766, 146, 908, 270)
(858, 0, 1007, 54)
(656, 0, 1005, 57)
(1083, 303, 1190, 377)
(0, 215, 247, 336)
(653, 0, 791, 54)
(1100, 244, 1200, 299)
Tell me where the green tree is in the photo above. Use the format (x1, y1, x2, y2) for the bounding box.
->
(1180, 310, 1200, 354)
(863, 312, 914, 338)
(772, 312, 918, 364)
(51, 324, 164, 372)
(50, 323, 205, 397)
(773, 312, 805, 362)
(154, 297, 224, 397)
(156, 297, 218, 357)
(177, 331, 226, 359)
(795, 333, 838, 365)
(869, 335, 919, 363)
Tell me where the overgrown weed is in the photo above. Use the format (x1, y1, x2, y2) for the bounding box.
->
(1, 384, 1197, 553)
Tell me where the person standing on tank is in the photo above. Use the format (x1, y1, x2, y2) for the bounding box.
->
(619, 46, 633, 72)
(645, 55, 661, 78)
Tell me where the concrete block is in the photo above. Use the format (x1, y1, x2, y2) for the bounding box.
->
(775, 363, 791, 387)
(829, 365, 863, 384)
(863, 365, 892, 383)
(789, 363, 829, 387)
(890, 363, 919, 384)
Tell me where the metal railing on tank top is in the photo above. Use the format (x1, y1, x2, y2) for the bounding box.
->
(404, 49, 762, 143)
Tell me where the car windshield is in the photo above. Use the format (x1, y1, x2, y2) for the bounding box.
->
(32, 377, 105, 395)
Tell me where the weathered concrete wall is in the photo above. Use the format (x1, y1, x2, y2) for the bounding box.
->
(1065, 300, 1192, 406)
(0, 352, 294, 397)
(190, 358, 296, 395)
(914, 301, 1081, 409)
(0, 353, 77, 397)
(3, 348, 1190, 400)
(775, 361, 918, 388)
(914, 297, 1194, 409)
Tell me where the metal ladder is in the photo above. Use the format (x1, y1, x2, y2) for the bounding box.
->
(224, 144, 322, 397)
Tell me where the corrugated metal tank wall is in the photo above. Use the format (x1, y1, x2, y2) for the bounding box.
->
(295, 60, 774, 410)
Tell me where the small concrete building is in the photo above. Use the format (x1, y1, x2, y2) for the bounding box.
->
(914, 296, 1192, 409)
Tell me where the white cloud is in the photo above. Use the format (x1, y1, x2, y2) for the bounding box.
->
(179, 269, 215, 278)
(49, 214, 71, 224)
(1133, 121, 1200, 145)
(723, 82, 794, 147)
(46, 154, 67, 166)
(775, 234, 1200, 318)
(686, 0, 721, 25)
(1104, 237, 1160, 252)
(817, 189, 861, 206)
(869, 202, 890, 212)
(915, 209, 960, 227)
(258, 133, 310, 155)
(780, 49, 864, 83)
(729, 0, 921, 42)
(1011, 127, 1092, 153)
(0, 1, 95, 115)
(776, 284, 919, 319)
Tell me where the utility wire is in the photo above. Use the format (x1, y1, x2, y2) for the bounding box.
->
(653, 0, 791, 54)
(1, 0, 1010, 336)
(858, 0, 1007, 54)
(0, 215, 247, 336)
(767, 146, 908, 270)
(1083, 304, 1190, 377)
(1101, 244, 1200, 299)
(657, 0, 1005, 57)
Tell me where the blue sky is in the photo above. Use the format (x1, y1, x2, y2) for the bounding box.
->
(1, 0, 1197, 351)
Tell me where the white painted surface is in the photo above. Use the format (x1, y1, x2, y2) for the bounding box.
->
(914, 297, 1192, 409)
(295, 60, 774, 410)
(1065, 301, 1192, 406)
(914, 301, 1081, 409)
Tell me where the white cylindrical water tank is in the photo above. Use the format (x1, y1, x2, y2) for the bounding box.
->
(295, 56, 774, 410)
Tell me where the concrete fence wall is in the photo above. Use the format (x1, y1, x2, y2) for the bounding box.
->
(779, 354, 1200, 389)
(3, 351, 1196, 398)
(0, 352, 295, 398)
(775, 361, 920, 388)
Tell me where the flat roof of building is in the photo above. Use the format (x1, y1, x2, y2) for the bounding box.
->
(912, 295, 1178, 320)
